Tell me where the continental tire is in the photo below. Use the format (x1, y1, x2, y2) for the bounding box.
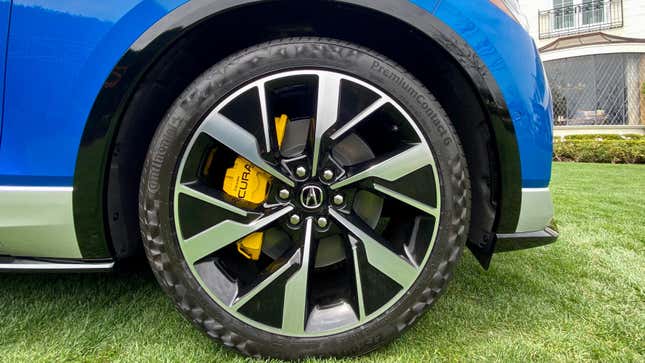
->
(139, 38, 471, 359)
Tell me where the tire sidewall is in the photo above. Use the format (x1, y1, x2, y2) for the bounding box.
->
(139, 38, 470, 358)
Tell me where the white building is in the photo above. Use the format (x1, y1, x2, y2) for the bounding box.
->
(519, 0, 645, 135)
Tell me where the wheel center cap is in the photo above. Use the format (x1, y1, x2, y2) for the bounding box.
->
(300, 184, 324, 210)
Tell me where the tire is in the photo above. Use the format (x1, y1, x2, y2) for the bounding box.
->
(139, 37, 471, 359)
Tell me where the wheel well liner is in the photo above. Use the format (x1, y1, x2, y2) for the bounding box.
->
(72, 0, 521, 267)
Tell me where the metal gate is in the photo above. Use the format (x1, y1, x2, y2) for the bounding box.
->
(544, 53, 642, 126)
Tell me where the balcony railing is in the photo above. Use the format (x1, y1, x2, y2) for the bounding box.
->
(538, 0, 623, 40)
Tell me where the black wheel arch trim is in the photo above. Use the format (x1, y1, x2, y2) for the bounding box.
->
(72, 0, 522, 258)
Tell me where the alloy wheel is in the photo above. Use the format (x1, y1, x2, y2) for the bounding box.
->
(172, 70, 441, 337)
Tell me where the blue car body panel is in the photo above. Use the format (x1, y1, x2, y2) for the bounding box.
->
(428, 0, 553, 188)
(0, 0, 184, 186)
(0, 0, 552, 189)
(0, 0, 11, 142)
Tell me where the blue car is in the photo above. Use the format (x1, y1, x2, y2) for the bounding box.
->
(0, 0, 557, 358)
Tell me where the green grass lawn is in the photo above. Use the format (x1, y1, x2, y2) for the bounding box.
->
(0, 162, 643, 362)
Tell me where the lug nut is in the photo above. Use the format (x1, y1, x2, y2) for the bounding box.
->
(289, 214, 301, 225)
(317, 217, 329, 228)
(322, 169, 334, 181)
(295, 166, 307, 178)
(279, 189, 290, 200)
(333, 194, 345, 206)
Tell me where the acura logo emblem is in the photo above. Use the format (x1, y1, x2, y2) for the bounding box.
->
(300, 185, 324, 209)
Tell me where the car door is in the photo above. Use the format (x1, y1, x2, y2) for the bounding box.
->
(0, 0, 10, 141)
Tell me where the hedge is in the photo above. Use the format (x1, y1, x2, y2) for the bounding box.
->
(560, 134, 644, 141)
(553, 138, 645, 164)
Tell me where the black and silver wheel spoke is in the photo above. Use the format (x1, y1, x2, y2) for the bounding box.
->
(257, 82, 272, 153)
(329, 97, 388, 142)
(312, 73, 342, 177)
(349, 238, 367, 320)
(176, 183, 251, 217)
(181, 206, 293, 264)
(329, 209, 418, 288)
(370, 182, 439, 218)
(200, 112, 294, 187)
(331, 143, 434, 190)
(281, 218, 314, 333)
(231, 249, 301, 310)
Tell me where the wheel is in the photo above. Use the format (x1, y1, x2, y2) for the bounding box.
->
(139, 38, 470, 359)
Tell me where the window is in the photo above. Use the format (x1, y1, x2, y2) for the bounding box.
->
(553, 0, 574, 30)
(582, 0, 605, 25)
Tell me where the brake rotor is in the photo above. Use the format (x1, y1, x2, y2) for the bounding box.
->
(313, 133, 383, 268)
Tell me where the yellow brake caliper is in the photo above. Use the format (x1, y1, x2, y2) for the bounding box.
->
(221, 115, 289, 260)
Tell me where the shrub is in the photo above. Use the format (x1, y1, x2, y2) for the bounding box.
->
(553, 139, 645, 164)
(560, 134, 644, 141)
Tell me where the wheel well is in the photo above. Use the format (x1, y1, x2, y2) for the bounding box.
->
(106, 1, 500, 259)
